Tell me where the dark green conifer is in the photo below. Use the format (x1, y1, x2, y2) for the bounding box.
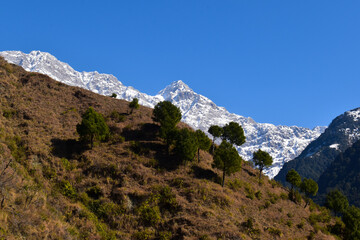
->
(152, 101, 182, 153)
(76, 107, 109, 148)
(195, 129, 212, 163)
(208, 125, 224, 151)
(213, 141, 242, 187)
(326, 189, 349, 216)
(222, 122, 246, 146)
(253, 149, 273, 181)
(300, 178, 318, 208)
(129, 98, 140, 114)
(174, 128, 198, 163)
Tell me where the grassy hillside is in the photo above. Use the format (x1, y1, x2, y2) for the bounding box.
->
(0, 57, 339, 239)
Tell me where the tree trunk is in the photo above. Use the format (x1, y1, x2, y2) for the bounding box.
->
(259, 168, 262, 181)
(90, 134, 94, 148)
(222, 167, 226, 187)
(304, 195, 309, 208)
(290, 185, 294, 201)
(197, 148, 200, 163)
(166, 144, 170, 156)
(0, 197, 4, 209)
(212, 137, 215, 153)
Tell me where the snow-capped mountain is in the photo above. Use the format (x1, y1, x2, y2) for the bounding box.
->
(0, 50, 325, 178)
(0, 51, 162, 107)
(275, 107, 360, 184)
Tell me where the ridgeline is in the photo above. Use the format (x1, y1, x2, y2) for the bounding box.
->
(0, 57, 340, 239)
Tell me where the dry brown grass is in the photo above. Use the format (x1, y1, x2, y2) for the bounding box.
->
(0, 57, 339, 240)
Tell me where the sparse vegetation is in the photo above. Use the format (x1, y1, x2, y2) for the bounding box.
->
(268, 227, 282, 237)
(0, 57, 344, 239)
(241, 217, 261, 237)
(58, 180, 77, 199)
(109, 110, 126, 122)
(2, 109, 17, 118)
(227, 179, 243, 191)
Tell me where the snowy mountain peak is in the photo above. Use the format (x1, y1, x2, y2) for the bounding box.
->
(0, 50, 326, 178)
(346, 107, 360, 121)
(166, 80, 191, 92)
(29, 50, 53, 58)
(158, 80, 193, 100)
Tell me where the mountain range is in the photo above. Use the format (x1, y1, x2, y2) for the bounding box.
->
(275, 107, 360, 185)
(0, 50, 325, 178)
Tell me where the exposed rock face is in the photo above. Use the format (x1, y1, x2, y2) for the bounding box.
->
(275, 108, 360, 184)
(0, 50, 325, 178)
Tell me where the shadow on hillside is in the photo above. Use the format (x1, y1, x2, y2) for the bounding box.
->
(243, 168, 256, 177)
(126, 138, 182, 171)
(192, 165, 222, 184)
(156, 152, 184, 171)
(51, 139, 87, 159)
(129, 141, 162, 157)
(122, 123, 159, 141)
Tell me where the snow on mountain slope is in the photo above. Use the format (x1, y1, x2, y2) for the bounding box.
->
(275, 107, 360, 185)
(0, 50, 325, 178)
(0, 51, 162, 107)
(161, 81, 325, 177)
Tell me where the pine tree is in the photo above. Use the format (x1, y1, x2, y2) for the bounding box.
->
(286, 169, 301, 191)
(174, 128, 198, 163)
(342, 205, 360, 239)
(326, 189, 349, 216)
(129, 98, 140, 114)
(222, 122, 245, 146)
(152, 101, 182, 153)
(76, 107, 109, 148)
(300, 178, 318, 208)
(208, 125, 223, 152)
(213, 141, 242, 187)
(253, 149, 273, 182)
(195, 129, 212, 163)
(286, 169, 302, 202)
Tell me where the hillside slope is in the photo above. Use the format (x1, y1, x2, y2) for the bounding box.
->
(0, 57, 337, 239)
(0, 50, 325, 178)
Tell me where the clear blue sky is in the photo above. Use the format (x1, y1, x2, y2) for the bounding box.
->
(1, 1, 359, 128)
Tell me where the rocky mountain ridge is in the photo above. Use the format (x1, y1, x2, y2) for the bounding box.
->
(275, 107, 360, 184)
(0, 50, 325, 178)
